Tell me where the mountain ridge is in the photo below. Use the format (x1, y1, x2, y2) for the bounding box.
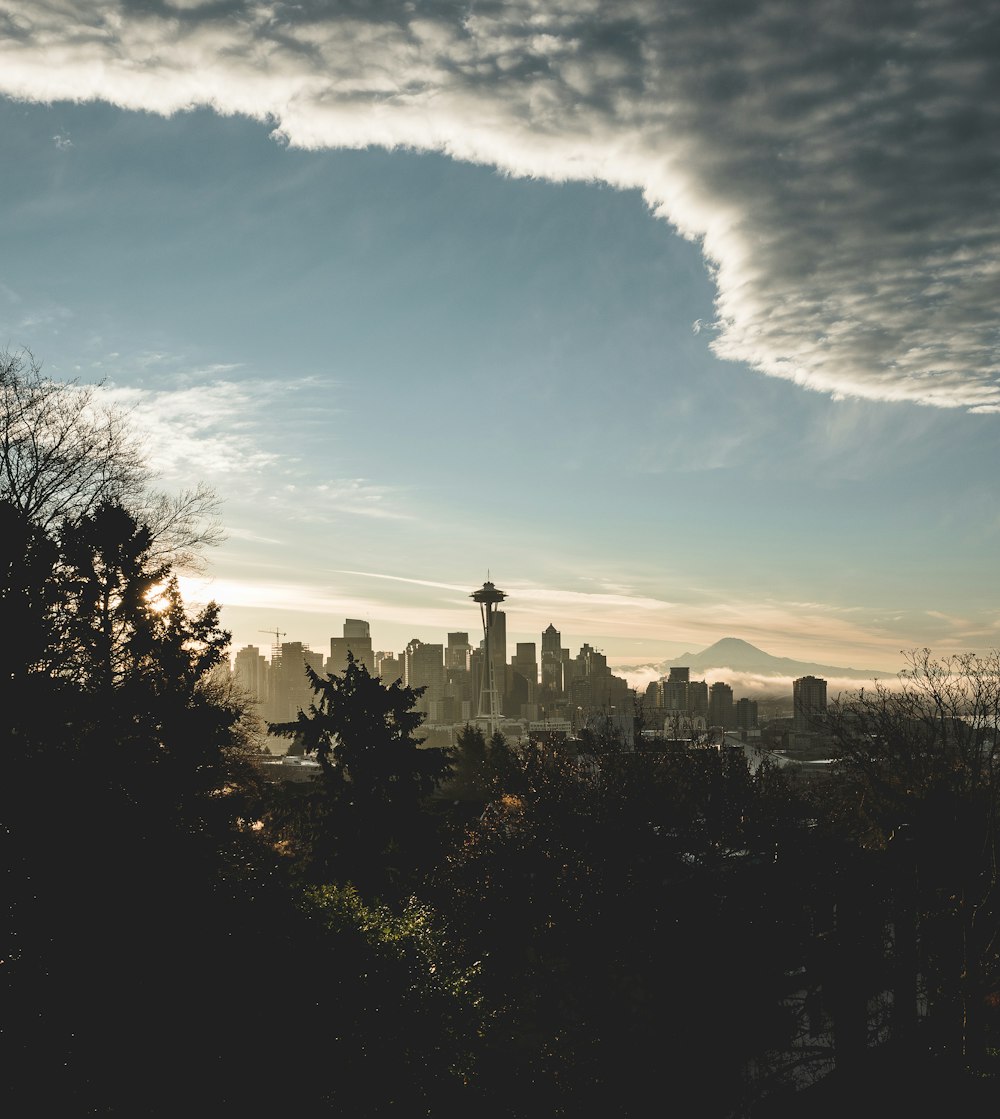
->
(637, 637, 896, 682)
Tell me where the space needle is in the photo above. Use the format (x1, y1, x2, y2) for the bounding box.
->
(471, 579, 506, 739)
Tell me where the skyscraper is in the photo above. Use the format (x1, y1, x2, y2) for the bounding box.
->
(328, 618, 374, 675)
(375, 650, 403, 683)
(492, 609, 507, 682)
(266, 641, 322, 724)
(233, 644, 267, 705)
(541, 623, 563, 693)
(511, 642, 538, 687)
(404, 638, 445, 718)
(663, 667, 690, 712)
(708, 681, 735, 730)
(688, 680, 709, 718)
(793, 675, 828, 734)
(446, 631, 471, 671)
(735, 697, 758, 731)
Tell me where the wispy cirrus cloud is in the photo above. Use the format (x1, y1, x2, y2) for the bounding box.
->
(1, 1, 999, 410)
(180, 574, 482, 636)
(100, 374, 411, 522)
(101, 377, 285, 479)
(275, 480, 412, 523)
(0, 279, 74, 333)
(336, 571, 472, 593)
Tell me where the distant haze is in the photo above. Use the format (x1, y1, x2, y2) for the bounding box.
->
(616, 637, 898, 696)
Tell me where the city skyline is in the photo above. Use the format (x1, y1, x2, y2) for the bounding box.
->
(231, 609, 884, 699)
(2, 3, 999, 676)
(235, 609, 816, 744)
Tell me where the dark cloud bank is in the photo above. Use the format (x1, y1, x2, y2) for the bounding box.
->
(2, 0, 999, 410)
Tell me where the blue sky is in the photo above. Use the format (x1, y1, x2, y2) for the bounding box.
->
(2, 2, 999, 684)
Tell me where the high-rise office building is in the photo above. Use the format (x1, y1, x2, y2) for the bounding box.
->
(405, 639, 445, 718)
(469, 647, 484, 715)
(708, 681, 735, 730)
(735, 697, 758, 731)
(574, 644, 608, 678)
(562, 650, 580, 695)
(508, 642, 538, 715)
(266, 641, 322, 724)
(663, 667, 690, 712)
(375, 650, 403, 683)
(569, 644, 619, 709)
(328, 618, 374, 675)
(446, 632, 472, 671)
(688, 680, 709, 718)
(645, 679, 663, 711)
(492, 609, 507, 679)
(511, 642, 538, 687)
(233, 644, 268, 705)
(793, 675, 828, 734)
(541, 623, 563, 693)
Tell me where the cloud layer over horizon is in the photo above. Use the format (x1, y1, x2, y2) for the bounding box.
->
(2, 1, 999, 410)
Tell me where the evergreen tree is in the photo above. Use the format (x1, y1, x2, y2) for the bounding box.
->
(269, 652, 452, 894)
(0, 496, 341, 1115)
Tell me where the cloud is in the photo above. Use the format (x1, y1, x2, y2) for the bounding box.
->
(337, 571, 473, 593)
(180, 573, 484, 636)
(101, 377, 284, 479)
(278, 479, 412, 523)
(618, 663, 893, 696)
(0, 280, 74, 332)
(2, 2, 999, 410)
(225, 525, 283, 545)
(100, 373, 412, 522)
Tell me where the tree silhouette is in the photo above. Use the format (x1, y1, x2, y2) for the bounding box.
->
(0, 496, 297, 1112)
(269, 652, 452, 894)
(828, 649, 1000, 1069)
(0, 364, 463, 1114)
(446, 723, 520, 802)
(0, 348, 221, 567)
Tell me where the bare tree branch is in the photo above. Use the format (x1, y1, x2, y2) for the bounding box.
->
(142, 482, 226, 574)
(0, 348, 223, 568)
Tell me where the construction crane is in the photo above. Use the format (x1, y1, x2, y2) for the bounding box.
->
(259, 628, 286, 657)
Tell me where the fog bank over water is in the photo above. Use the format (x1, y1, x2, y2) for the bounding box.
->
(615, 663, 893, 698)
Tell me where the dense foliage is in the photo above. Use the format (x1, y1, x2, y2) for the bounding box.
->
(267, 654, 452, 895)
(828, 650, 1000, 1068)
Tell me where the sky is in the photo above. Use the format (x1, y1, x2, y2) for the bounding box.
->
(2, 0, 1000, 685)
